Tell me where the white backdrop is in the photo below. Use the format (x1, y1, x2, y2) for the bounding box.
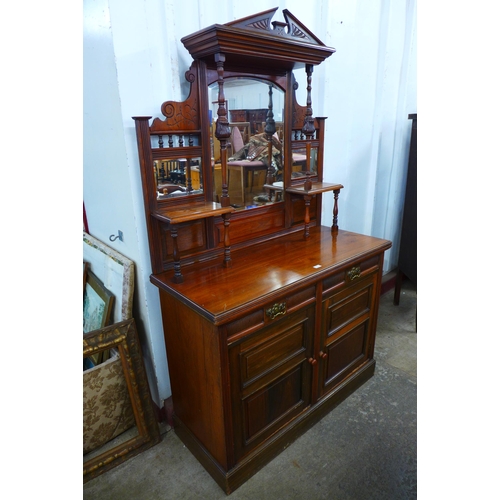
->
(83, 0, 416, 405)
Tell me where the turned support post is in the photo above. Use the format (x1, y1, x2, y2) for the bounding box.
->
(301, 64, 315, 138)
(214, 53, 231, 207)
(332, 189, 340, 233)
(303, 194, 312, 239)
(301, 64, 316, 182)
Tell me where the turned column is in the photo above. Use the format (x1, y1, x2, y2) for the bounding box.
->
(302, 64, 315, 179)
(214, 53, 231, 207)
(332, 189, 340, 233)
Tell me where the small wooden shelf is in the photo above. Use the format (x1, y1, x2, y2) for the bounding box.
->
(152, 202, 234, 283)
(286, 181, 343, 196)
(286, 182, 343, 238)
(152, 201, 233, 224)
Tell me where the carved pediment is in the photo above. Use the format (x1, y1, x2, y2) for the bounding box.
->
(226, 8, 326, 47)
(181, 9, 335, 71)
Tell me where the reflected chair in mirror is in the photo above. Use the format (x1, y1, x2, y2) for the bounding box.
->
(227, 126, 283, 206)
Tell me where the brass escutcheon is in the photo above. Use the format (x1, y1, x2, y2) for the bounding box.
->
(347, 266, 361, 280)
(266, 302, 287, 320)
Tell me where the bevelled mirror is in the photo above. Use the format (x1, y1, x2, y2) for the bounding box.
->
(152, 144, 204, 200)
(208, 78, 284, 210)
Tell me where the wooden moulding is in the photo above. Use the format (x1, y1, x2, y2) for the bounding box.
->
(83, 319, 161, 482)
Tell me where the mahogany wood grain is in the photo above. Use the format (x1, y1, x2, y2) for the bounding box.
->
(154, 226, 390, 494)
(228, 305, 314, 461)
(151, 227, 391, 324)
(319, 273, 377, 398)
(159, 292, 229, 469)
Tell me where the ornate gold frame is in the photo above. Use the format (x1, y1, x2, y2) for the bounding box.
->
(83, 319, 161, 482)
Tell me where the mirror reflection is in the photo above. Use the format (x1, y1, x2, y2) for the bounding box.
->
(292, 146, 318, 179)
(209, 79, 284, 209)
(154, 156, 203, 199)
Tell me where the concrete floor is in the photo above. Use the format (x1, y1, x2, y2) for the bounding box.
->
(83, 280, 417, 499)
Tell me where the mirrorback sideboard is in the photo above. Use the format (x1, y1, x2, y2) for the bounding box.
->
(133, 9, 391, 494)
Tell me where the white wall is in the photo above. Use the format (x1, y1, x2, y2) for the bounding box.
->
(83, 0, 171, 404)
(319, 0, 417, 271)
(83, 0, 416, 406)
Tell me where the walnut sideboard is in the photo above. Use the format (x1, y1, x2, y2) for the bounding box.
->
(133, 9, 392, 494)
(151, 227, 391, 493)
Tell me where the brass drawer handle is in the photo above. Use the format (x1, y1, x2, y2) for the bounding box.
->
(266, 302, 286, 320)
(347, 266, 361, 281)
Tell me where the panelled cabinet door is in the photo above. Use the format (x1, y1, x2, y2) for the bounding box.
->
(228, 306, 315, 462)
(319, 275, 377, 399)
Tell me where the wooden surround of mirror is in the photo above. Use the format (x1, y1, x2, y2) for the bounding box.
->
(133, 8, 391, 494)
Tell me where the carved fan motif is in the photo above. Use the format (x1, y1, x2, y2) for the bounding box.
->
(245, 19, 270, 31)
(228, 8, 322, 46)
(290, 24, 311, 41)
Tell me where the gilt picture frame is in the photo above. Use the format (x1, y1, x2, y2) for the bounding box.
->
(83, 319, 161, 482)
(83, 231, 135, 323)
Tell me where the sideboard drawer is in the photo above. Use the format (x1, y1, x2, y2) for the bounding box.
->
(323, 276, 374, 337)
(322, 255, 380, 295)
(226, 285, 316, 343)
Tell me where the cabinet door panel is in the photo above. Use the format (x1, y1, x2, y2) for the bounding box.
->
(319, 276, 375, 398)
(229, 307, 314, 461)
(323, 320, 368, 388)
(244, 365, 304, 442)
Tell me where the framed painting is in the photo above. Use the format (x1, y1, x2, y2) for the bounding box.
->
(83, 269, 114, 334)
(83, 232, 134, 322)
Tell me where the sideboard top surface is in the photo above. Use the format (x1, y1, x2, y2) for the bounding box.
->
(151, 227, 391, 323)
